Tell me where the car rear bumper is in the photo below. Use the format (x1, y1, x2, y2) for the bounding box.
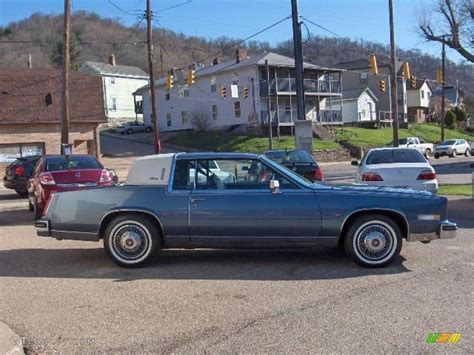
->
(35, 219, 50, 236)
(407, 220, 457, 242)
(35, 218, 99, 241)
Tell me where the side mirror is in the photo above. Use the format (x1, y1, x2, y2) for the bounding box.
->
(269, 179, 280, 194)
(351, 160, 359, 167)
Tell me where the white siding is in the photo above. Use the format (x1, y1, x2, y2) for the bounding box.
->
(333, 91, 376, 123)
(143, 66, 261, 132)
(407, 81, 431, 108)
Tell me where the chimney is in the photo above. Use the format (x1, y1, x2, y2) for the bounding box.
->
(212, 57, 219, 65)
(235, 48, 247, 64)
(108, 54, 116, 66)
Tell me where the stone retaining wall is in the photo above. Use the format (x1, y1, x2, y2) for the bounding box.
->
(313, 148, 351, 162)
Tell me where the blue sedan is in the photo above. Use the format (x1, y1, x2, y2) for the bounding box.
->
(35, 152, 457, 268)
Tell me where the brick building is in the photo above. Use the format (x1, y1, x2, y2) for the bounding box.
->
(0, 68, 105, 163)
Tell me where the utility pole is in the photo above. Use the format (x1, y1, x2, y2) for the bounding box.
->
(160, 47, 164, 78)
(61, 0, 71, 154)
(291, 0, 305, 121)
(441, 38, 446, 142)
(388, 0, 399, 147)
(266, 59, 273, 150)
(146, 0, 161, 154)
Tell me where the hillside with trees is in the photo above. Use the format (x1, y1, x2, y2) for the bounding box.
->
(0, 11, 472, 96)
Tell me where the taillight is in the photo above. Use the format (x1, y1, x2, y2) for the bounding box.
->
(314, 167, 324, 181)
(417, 170, 437, 180)
(99, 169, 112, 183)
(14, 166, 25, 176)
(39, 172, 56, 185)
(361, 172, 384, 181)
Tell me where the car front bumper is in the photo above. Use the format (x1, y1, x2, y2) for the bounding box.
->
(407, 220, 457, 242)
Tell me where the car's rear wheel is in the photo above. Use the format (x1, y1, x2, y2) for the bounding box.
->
(104, 214, 159, 268)
(28, 197, 34, 212)
(344, 214, 402, 268)
(450, 149, 457, 157)
(33, 200, 42, 220)
(434, 153, 439, 159)
(126, 129, 132, 135)
(465, 149, 470, 157)
(15, 189, 28, 197)
(145, 127, 152, 133)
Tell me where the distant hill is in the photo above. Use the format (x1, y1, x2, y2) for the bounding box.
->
(1, 11, 472, 96)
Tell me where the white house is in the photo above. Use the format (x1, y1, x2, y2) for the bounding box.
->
(135, 50, 344, 134)
(333, 87, 378, 123)
(79, 55, 149, 125)
(407, 79, 433, 123)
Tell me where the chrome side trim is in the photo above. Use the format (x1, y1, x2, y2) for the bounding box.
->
(35, 219, 50, 237)
(339, 208, 410, 239)
(50, 230, 99, 242)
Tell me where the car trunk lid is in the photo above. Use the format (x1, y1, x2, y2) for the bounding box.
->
(365, 163, 433, 184)
(50, 169, 102, 186)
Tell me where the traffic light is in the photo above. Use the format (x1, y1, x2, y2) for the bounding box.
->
(369, 54, 378, 75)
(166, 71, 174, 90)
(403, 61, 411, 79)
(187, 65, 196, 86)
(379, 80, 386, 93)
(243, 86, 249, 99)
(220, 85, 227, 98)
(410, 75, 416, 88)
(436, 68, 444, 84)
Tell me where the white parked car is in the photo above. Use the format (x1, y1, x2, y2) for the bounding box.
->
(354, 148, 438, 193)
(434, 139, 471, 158)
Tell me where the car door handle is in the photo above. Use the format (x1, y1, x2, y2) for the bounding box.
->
(190, 198, 206, 203)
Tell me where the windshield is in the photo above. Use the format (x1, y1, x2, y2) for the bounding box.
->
(46, 156, 102, 171)
(265, 150, 316, 165)
(440, 140, 456, 146)
(365, 149, 426, 165)
(398, 138, 408, 145)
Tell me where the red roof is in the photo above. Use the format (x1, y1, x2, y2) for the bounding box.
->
(0, 68, 105, 124)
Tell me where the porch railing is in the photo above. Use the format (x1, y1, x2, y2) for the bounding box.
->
(259, 78, 342, 95)
(261, 109, 342, 125)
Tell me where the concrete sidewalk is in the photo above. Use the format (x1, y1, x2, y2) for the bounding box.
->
(0, 321, 24, 355)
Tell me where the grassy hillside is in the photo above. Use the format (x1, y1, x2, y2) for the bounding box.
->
(334, 124, 473, 148)
(167, 132, 340, 153)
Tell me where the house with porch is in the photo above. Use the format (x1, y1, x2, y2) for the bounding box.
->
(0, 68, 105, 163)
(136, 50, 344, 134)
(79, 55, 149, 125)
(407, 79, 433, 123)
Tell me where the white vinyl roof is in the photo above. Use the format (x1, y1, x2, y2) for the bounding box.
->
(125, 153, 175, 186)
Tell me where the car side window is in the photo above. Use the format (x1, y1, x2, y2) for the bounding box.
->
(195, 159, 297, 190)
(172, 160, 195, 190)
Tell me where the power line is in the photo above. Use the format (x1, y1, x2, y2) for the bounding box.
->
(156, 0, 192, 13)
(300, 16, 343, 39)
(107, 0, 141, 16)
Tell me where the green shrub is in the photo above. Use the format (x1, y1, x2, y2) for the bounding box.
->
(453, 106, 467, 122)
(444, 110, 457, 128)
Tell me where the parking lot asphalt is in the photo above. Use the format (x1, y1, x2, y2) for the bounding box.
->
(0, 193, 472, 353)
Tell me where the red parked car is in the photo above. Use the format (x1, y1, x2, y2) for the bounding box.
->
(29, 155, 116, 219)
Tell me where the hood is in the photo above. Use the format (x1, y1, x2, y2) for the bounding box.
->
(318, 182, 433, 196)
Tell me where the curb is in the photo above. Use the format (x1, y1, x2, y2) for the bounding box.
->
(0, 321, 24, 355)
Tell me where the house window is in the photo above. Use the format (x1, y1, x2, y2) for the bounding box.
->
(166, 113, 172, 127)
(181, 111, 190, 125)
(212, 105, 218, 120)
(232, 72, 239, 85)
(359, 72, 368, 85)
(421, 90, 425, 99)
(210, 76, 217, 92)
(111, 97, 117, 111)
(110, 77, 115, 85)
(184, 88, 189, 97)
(165, 92, 170, 101)
(234, 101, 241, 118)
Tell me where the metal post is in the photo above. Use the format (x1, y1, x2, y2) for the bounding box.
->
(441, 39, 446, 142)
(291, 0, 305, 121)
(61, 0, 71, 154)
(146, 0, 161, 154)
(266, 60, 273, 150)
(274, 68, 280, 140)
(388, 0, 399, 147)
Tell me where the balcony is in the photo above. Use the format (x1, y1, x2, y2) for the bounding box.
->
(260, 78, 341, 95)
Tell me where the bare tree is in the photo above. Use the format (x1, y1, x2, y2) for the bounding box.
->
(418, 0, 473, 63)
(191, 108, 212, 132)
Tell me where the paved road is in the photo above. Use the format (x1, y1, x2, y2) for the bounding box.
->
(0, 197, 472, 353)
(100, 133, 179, 157)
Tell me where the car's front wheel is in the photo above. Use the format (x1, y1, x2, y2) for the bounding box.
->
(424, 149, 431, 159)
(465, 149, 470, 157)
(434, 153, 439, 159)
(344, 214, 402, 268)
(450, 149, 457, 157)
(104, 214, 159, 268)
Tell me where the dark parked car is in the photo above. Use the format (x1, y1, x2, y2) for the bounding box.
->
(35, 152, 456, 269)
(264, 150, 324, 182)
(29, 155, 116, 219)
(3, 156, 41, 196)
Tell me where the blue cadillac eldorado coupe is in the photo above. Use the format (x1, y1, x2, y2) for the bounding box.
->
(35, 152, 457, 268)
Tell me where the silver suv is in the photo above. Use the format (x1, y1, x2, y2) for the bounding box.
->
(434, 139, 471, 158)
